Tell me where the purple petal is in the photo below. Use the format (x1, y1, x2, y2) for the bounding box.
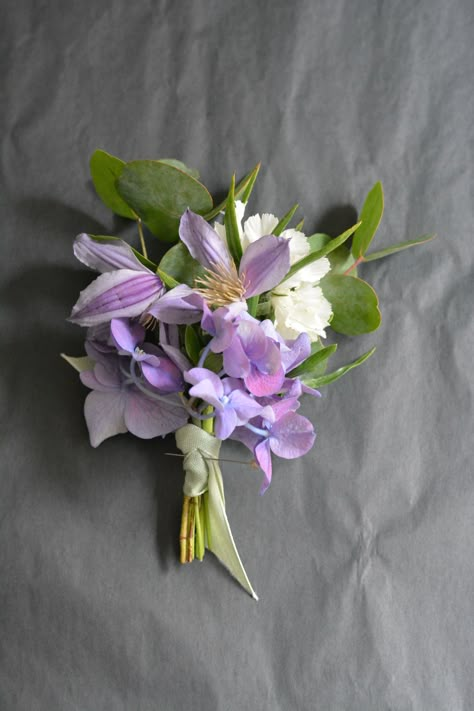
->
(148, 284, 204, 325)
(179, 209, 232, 271)
(240, 235, 290, 297)
(228, 389, 263, 423)
(124, 389, 188, 439)
(236, 321, 268, 362)
(70, 270, 164, 327)
(281, 333, 311, 372)
(159, 322, 180, 349)
(160, 344, 191, 373)
(74, 233, 150, 274)
(84, 391, 127, 447)
(186, 368, 224, 408)
(269, 412, 315, 459)
(245, 364, 285, 397)
(255, 439, 273, 494)
(111, 318, 145, 354)
(223, 336, 251, 378)
(141, 358, 184, 393)
(215, 407, 238, 440)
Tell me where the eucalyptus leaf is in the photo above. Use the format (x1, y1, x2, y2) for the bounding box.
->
(159, 242, 204, 287)
(320, 274, 381, 335)
(328, 245, 356, 275)
(273, 204, 299, 236)
(203, 352, 223, 374)
(117, 160, 213, 241)
(287, 344, 337, 379)
(352, 181, 384, 258)
(203, 163, 261, 220)
(159, 159, 200, 180)
(185, 326, 201, 364)
(307, 233, 331, 251)
(224, 175, 243, 263)
(364, 233, 436, 261)
(305, 347, 376, 387)
(90, 150, 137, 219)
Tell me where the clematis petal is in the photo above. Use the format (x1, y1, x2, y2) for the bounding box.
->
(70, 270, 164, 327)
(179, 209, 232, 271)
(74, 233, 151, 274)
(269, 412, 315, 459)
(215, 407, 238, 440)
(84, 390, 127, 447)
(124, 389, 188, 439)
(111, 318, 145, 354)
(148, 284, 204, 325)
(240, 235, 290, 297)
(255, 439, 273, 494)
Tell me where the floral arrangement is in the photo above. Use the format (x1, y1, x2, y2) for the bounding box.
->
(63, 151, 433, 599)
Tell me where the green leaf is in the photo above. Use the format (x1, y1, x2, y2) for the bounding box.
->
(203, 351, 223, 374)
(159, 242, 204, 287)
(185, 326, 201, 364)
(203, 163, 261, 220)
(90, 150, 137, 219)
(273, 204, 299, 236)
(159, 159, 200, 180)
(320, 274, 381, 335)
(116, 160, 213, 241)
(60, 354, 94, 372)
(364, 233, 436, 261)
(224, 175, 243, 264)
(307, 233, 331, 251)
(89, 235, 158, 271)
(247, 295, 259, 317)
(328, 246, 356, 275)
(287, 344, 337, 379)
(352, 181, 384, 258)
(294, 218, 305, 231)
(157, 268, 179, 289)
(283, 222, 361, 284)
(305, 347, 376, 387)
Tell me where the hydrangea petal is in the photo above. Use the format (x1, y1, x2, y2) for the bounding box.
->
(215, 407, 238, 440)
(255, 439, 273, 494)
(111, 318, 145, 353)
(84, 390, 127, 447)
(269, 412, 315, 459)
(124, 389, 188, 439)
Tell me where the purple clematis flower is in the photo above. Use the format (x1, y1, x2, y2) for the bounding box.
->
(233, 397, 315, 493)
(147, 209, 291, 323)
(69, 234, 165, 327)
(185, 368, 263, 440)
(79, 342, 188, 447)
(110, 318, 184, 393)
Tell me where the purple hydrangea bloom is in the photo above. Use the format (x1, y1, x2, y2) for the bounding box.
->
(79, 342, 188, 447)
(185, 368, 263, 439)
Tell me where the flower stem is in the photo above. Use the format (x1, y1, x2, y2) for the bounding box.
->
(137, 219, 148, 259)
(179, 495, 190, 564)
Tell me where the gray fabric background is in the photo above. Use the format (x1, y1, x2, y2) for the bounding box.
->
(1, 1, 473, 709)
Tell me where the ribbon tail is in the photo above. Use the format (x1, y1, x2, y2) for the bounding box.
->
(206, 460, 258, 601)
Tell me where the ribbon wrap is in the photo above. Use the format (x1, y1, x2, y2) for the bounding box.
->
(175, 424, 258, 600)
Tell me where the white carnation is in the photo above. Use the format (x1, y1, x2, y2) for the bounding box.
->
(271, 284, 333, 341)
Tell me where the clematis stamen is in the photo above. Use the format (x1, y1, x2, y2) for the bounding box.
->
(194, 260, 246, 307)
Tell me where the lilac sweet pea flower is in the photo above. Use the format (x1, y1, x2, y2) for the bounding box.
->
(79, 342, 188, 447)
(148, 209, 291, 323)
(70, 234, 165, 327)
(110, 318, 184, 393)
(185, 368, 263, 440)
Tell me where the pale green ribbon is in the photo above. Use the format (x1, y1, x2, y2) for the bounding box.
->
(175, 424, 258, 600)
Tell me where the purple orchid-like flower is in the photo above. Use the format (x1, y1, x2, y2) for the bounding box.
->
(79, 342, 188, 447)
(185, 368, 263, 439)
(233, 394, 315, 493)
(110, 318, 184, 393)
(69, 234, 165, 327)
(148, 209, 290, 323)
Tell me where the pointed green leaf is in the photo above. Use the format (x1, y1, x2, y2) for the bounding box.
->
(185, 326, 201, 364)
(156, 268, 179, 289)
(224, 175, 243, 264)
(305, 347, 376, 387)
(282, 222, 361, 284)
(364, 233, 436, 261)
(247, 295, 259, 317)
(294, 218, 305, 231)
(287, 344, 337, 379)
(159, 159, 200, 180)
(240, 162, 261, 204)
(307, 233, 331, 251)
(320, 274, 381, 335)
(203, 163, 261, 220)
(159, 242, 205, 287)
(89, 234, 158, 271)
(352, 181, 384, 258)
(90, 150, 137, 219)
(116, 160, 213, 242)
(273, 204, 299, 236)
(61, 354, 94, 372)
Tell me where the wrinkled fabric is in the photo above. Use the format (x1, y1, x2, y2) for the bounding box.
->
(1, 1, 473, 710)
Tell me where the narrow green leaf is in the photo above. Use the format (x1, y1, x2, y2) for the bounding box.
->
(282, 222, 361, 284)
(159, 242, 204, 287)
(203, 163, 261, 220)
(305, 347, 376, 387)
(159, 159, 200, 180)
(320, 274, 381, 335)
(247, 295, 259, 317)
(352, 181, 384, 258)
(185, 326, 201, 364)
(60, 354, 94, 372)
(90, 150, 137, 219)
(157, 268, 179, 289)
(116, 160, 213, 241)
(89, 235, 158, 271)
(273, 204, 299, 236)
(240, 162, 261, 203)
(287, 344, 337, 379)
(224, 175, 243, 264)
(307, 233, 331, 251)
(364, 233, 436, 261)
(294, 218, 305, 231)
